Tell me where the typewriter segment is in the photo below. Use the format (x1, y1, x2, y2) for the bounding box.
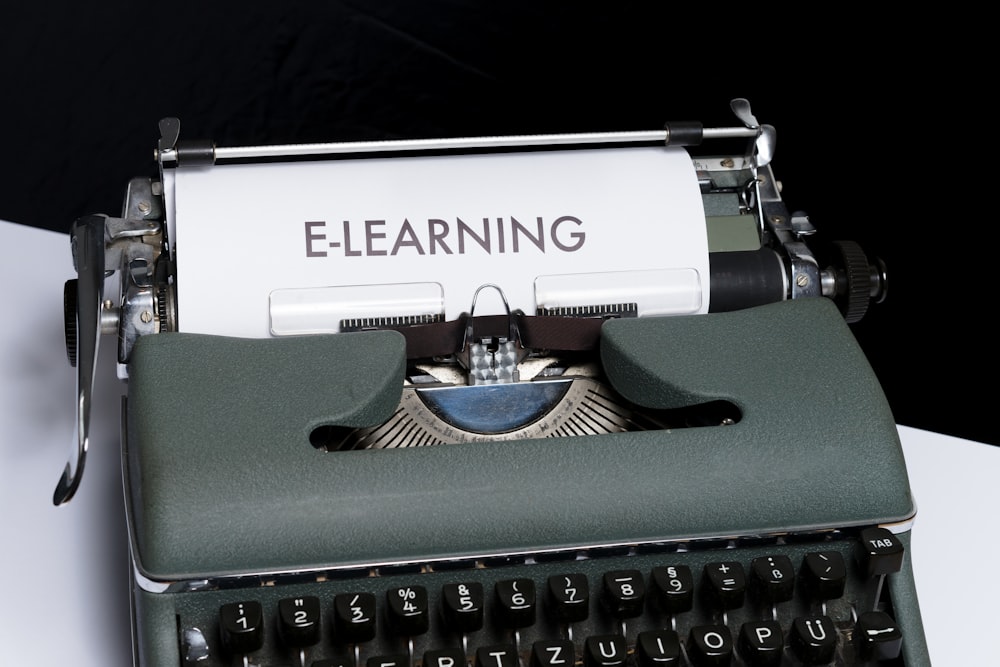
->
(164, 528, 909, 666)
(60, 100, 926, 666)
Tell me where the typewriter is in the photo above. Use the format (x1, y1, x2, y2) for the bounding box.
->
(58, 99, 929, 666)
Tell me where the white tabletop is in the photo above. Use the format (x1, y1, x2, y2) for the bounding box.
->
(1, 219, 995, 665)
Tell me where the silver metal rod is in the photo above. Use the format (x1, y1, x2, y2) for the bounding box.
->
(211, 127, 758, 162)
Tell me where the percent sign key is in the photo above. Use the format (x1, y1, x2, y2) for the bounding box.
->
(388, 585, 430, 636)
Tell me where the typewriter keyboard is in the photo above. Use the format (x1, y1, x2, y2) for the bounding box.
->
(164, 528, 908, 666)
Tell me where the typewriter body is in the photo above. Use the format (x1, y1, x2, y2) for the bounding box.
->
(59, 100, 928, 666)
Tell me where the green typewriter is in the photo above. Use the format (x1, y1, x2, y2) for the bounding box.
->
(59, 100, 927, 666)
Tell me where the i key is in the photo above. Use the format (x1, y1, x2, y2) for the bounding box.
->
(635, 629, 682, 667)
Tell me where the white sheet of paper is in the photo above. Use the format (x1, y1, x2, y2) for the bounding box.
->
(168, 146, 708, 338)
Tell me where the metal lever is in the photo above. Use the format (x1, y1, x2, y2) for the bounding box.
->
(730, 98, 776, 168)
(54, 215, 106, 505)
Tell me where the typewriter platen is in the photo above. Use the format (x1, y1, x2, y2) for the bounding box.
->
(58, 100, 928, 666)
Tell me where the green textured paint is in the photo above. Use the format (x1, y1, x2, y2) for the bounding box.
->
(126, 299, 915, 584)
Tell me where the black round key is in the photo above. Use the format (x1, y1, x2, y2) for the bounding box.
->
(442, 582, 484, 633)
(584, 634, 628, 667)
(856, 527, 905, 576)
(219, 600, 264, 656)
(687, 625, 733, 667)
(334, 592, 377, 643)
(547, 574, 590, 624)
(650, 565, 693, 614)
(530, 639, 576, 667)
(702, 561, 746, 611)
(495, 578, 536, 629)
(636, 629, 681, 667)
(854, 611, 903, 661)
(476, 644, 520, 667)
(277, 595, 321, 648)
(425, 648, 468, 667)
(750, 554, 795, 604)
(738, 620, 783, 666)
(790, 615, 838, 665)
(602, 569, 645, 619)
(367, 654, 408, 667)
(386, 585, 429, 636)
(801, 551, 847, 601)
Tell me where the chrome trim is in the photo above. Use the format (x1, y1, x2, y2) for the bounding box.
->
(129, 516, 917, 595)
(206, 127, 758, 163)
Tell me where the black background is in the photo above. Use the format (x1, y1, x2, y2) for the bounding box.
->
(3, 4, 994, 446)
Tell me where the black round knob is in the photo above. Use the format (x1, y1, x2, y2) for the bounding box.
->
(831, 240, 876, 324)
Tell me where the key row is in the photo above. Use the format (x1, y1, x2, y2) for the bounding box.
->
(304, 611, 902, 667)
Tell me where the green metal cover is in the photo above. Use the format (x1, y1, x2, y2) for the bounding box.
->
(125, 299, 914, 582)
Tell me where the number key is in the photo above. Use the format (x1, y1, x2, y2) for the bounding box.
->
(277, 595, 321, 648)
(442, 582, 484, 633)
(334, 592, 377, 643)
(386, 585, 429, 636)
(650, 565, 693, 615)
(219, 600, 264, 656)
(547, 574, 590, 624)
(495, 578, 536, 628)
(602, 570, 645, 619)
